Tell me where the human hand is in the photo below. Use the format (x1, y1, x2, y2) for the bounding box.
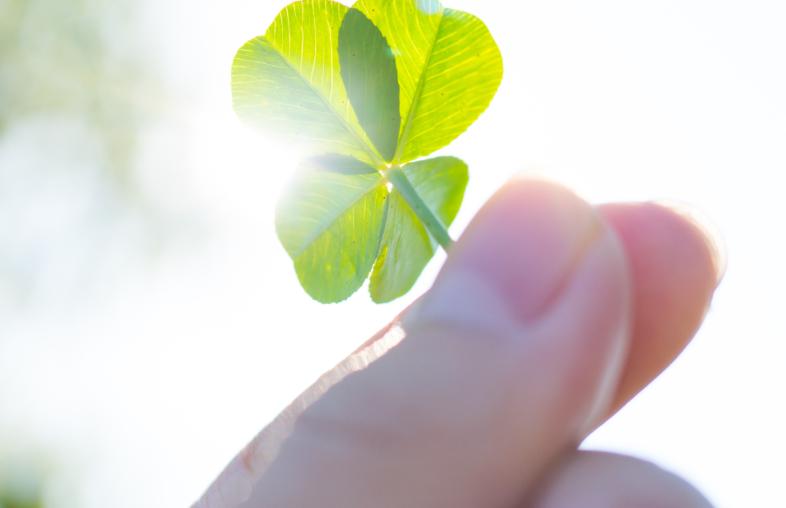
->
(194, 177, 724, 508)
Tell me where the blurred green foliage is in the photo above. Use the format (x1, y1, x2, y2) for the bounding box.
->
(0, 494, 43, 508)
(0, 0, 174, 497)
(0, 0, 199, 311)
(0, 453, 45, 508)
(0, 0, 163, 185)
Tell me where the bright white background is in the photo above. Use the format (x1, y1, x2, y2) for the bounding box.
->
(1, 0, 784, 507)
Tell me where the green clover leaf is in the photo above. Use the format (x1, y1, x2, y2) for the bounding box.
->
(354, 0, 504, 164)
(232, 0, 502, 303)
(275, 169, 388, 303)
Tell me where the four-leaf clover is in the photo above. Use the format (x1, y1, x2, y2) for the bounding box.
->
(232, 0, 502, 303)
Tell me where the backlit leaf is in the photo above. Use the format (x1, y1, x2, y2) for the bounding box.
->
(300, 154, 378, 174)
(338, 8, 401, 162)
(276, 169, 389, 303)
(353, 0, 503, 163)
(235, 0, 502, 303)
(231, 0, 384, 165)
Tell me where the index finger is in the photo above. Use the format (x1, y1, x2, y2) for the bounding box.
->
(597, 201, 724, 422)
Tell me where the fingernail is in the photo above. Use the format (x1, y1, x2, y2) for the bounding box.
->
(652, 200, 727, 289)
(409, 179, 605, 330)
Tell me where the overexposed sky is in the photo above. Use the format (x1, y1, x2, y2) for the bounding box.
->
(1, 1, 784, 507)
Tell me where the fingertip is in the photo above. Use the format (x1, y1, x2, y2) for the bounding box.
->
(598, 201, 720, 302)
(652, 200, 726, 289)
(597, 201, 722, 415)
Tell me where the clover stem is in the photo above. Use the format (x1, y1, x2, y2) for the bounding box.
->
(385, 165, 454, 251)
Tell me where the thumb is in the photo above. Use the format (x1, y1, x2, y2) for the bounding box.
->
(407, 176, 632, 441)
(201, 177, 632, 508)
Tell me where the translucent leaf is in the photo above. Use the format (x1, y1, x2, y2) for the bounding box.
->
(231, 0, 384, 165)
(338, 8, 401, 162)
(276, 169, 389, 303)
(354, 0, 503, 163)
(369, 156, 467, 303)
(236, 0, 502, 304)
(301, 154, 378, 174)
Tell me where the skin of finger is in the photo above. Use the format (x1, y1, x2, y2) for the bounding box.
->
(361, 201, 719, 425)
(527, 451, 714, 508)
(193, 324, 407, 508)
(356, 201, 720, 435)
(240, 180, 631, 508)
(194, 194, 719, 508)
(596, 203, 719, 418)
